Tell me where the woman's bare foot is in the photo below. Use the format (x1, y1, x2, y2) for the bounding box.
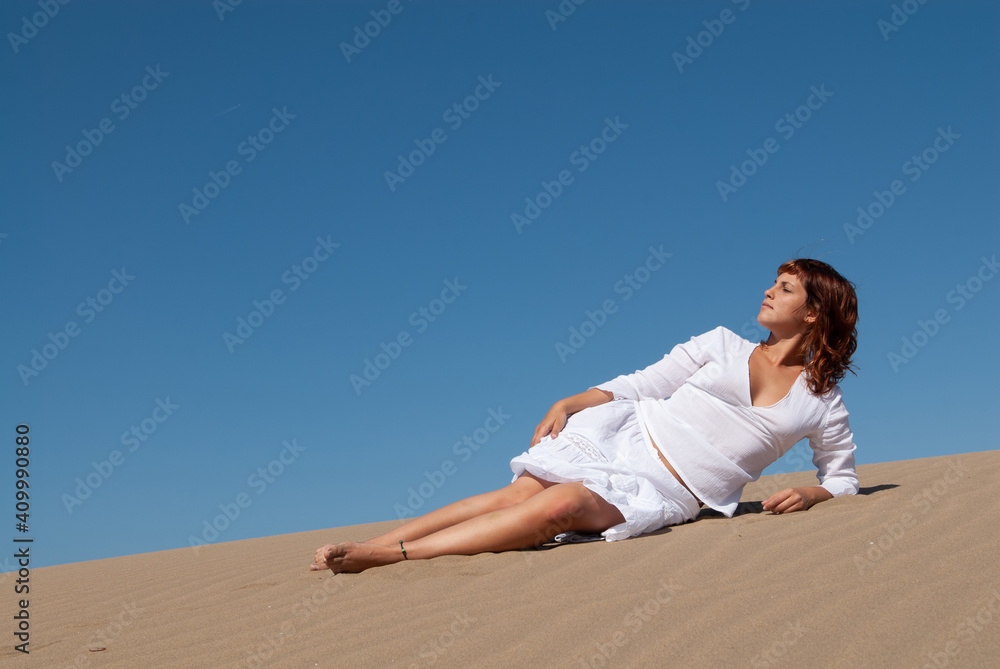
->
(309, 542, 403, 573)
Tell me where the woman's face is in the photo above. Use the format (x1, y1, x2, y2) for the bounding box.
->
(757, 272, 815, 334)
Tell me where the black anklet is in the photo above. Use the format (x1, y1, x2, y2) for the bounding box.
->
(399, 540, 408, 559)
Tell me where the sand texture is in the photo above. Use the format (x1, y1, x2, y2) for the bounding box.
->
(4, 450, 999, 668)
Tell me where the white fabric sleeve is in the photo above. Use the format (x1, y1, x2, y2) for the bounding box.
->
(809, 388, 860, 497)
(589, 326, 726, 401)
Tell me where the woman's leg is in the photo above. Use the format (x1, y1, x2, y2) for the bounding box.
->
(365, 474, 551, 546)
(311, 481, 625, 573)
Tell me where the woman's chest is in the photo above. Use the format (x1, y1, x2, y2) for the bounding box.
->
(747, 348, 804, 408)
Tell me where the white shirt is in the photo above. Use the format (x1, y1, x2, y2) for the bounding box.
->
(592, 326, 859, 517)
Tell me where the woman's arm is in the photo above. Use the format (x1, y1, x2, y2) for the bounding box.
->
(530, 388, 613, 447)
(764, 391, 857, 514)
(591, 327, 727, 403)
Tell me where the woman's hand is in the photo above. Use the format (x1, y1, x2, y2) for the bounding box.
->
(530, 403, 569, 447)
(761, 486, 832, 514)
(529, 389, 613, 447)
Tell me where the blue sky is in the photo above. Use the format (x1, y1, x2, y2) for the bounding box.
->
(1, 0, 997, 571)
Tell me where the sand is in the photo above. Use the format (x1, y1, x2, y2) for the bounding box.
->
(4, 450, 999, 668)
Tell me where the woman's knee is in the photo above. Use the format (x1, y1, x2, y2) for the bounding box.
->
(544, 484, 623, 532)
(539, 484, 592, 526)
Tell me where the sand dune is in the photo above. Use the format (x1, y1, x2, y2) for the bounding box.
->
(5, 450, 999, 668)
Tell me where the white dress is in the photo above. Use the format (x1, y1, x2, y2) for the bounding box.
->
(510, 399, 701, 541)
(509, 326, 860, 540)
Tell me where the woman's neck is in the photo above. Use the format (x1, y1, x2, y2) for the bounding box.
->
(760, 333, 807, 367)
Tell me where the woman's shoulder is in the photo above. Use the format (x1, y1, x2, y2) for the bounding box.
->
(671, 326, 756, 365)
(803, 381, 847, 412)
(691, 326, 757, 350)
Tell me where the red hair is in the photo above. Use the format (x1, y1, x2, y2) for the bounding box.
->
(774, 258, 858, 395)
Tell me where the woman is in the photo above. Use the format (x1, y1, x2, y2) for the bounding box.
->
(311, 258, 859, 573)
